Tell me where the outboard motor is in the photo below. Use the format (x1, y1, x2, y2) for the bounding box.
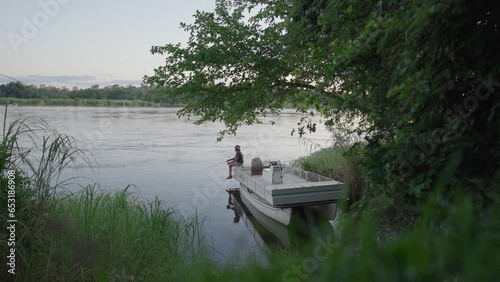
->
(251, 157, 264, 175)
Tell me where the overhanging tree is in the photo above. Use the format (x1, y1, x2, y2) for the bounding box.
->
(145, 0, 499, 211)
(144, 0, 362, 137)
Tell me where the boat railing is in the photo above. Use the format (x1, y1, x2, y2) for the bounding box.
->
(287, 166, 334, 182)
(234, 168, 268, 199)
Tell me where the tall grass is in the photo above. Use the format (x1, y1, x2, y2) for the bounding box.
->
(43, 185, 205, 281)
(170, 189, 500, 282)
(294, 144, 365, 204)
(0, 113, 91, 280)
(0, 110, 205, 281)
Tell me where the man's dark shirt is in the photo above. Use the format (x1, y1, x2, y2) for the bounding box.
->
(236, 151, 243, 164)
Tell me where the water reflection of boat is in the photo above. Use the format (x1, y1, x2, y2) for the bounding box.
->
(232, 163, 346, 226)
(226, 188, 290, 246)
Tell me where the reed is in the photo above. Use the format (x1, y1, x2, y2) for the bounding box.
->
(0, 114, 91, 280)
(42, 185, 205, 281)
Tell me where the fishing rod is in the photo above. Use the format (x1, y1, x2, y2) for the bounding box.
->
(201, 160, 229, 171)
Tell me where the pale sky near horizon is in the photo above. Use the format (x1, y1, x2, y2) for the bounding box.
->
(0, 0, 215, 88)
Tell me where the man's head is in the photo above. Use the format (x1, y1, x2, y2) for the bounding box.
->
(235, 145, 241, 151)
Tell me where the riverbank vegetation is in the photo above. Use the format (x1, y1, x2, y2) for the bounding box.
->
(0, 97, 161, 107)
(0, 83, 183, 106)
(295, 145, 365, 205)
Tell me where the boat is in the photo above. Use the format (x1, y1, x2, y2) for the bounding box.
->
(232, 161, 347, 226)
(226, 188, 291, 246)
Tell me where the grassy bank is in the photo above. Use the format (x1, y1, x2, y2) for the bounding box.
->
(2, 184, 206, 281)
(36, 186, 204, 281)
(294, 144, 365, 204)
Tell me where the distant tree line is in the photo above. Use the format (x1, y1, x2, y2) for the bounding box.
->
(0, 82, 184, 105)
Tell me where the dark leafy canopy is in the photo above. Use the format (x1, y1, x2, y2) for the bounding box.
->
(145, 0, 499, 207)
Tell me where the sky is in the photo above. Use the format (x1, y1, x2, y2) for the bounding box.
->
(0, 0, 215, 88)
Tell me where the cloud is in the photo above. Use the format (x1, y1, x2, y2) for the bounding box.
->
(0, 74, 142, 88)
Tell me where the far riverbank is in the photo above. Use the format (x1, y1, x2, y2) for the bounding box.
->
(0, 97, 182, 107)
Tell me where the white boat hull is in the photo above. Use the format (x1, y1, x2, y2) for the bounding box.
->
(236, 191, 291, 245)
(239, 185, 292, 226)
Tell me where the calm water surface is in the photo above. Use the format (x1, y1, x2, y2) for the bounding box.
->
(2, 106, 333, 264)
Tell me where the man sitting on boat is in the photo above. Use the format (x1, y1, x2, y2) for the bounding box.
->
(226, 145, 244, 179)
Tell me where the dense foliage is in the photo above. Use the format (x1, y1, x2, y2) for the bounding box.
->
(145, 0, 499, 214)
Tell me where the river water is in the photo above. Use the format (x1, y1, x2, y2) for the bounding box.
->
(2, 106, 333, 264)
